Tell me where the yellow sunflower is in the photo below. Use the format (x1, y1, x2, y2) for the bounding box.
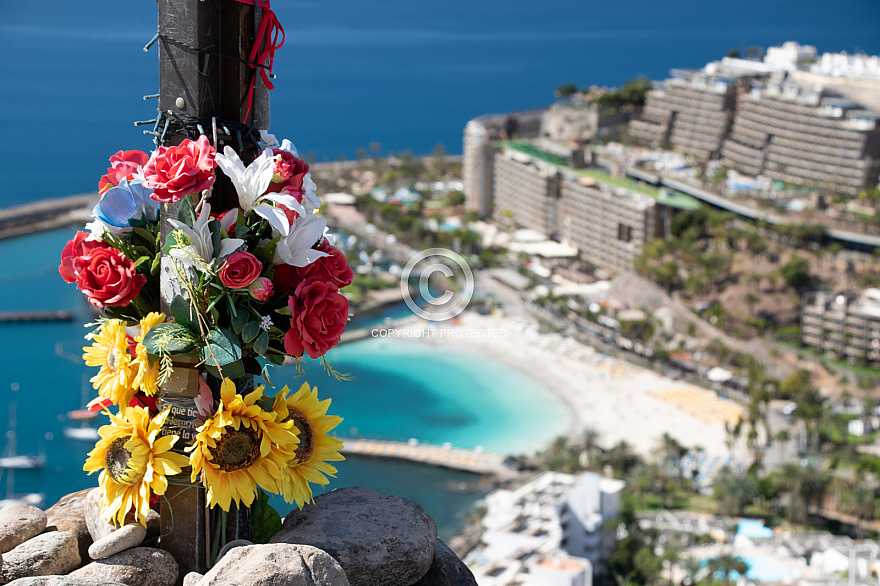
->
(275, 382, 345, 508)
(83, 319, 138, 406)
(83, 406, 189, 526)
(131, 312, 165, 395)
(187, 379, 299, 511)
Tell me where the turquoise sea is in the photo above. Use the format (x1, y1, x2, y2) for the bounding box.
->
(0, 228, 570, 539)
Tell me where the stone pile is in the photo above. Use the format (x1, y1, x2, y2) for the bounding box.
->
(0, 486, 475, 586)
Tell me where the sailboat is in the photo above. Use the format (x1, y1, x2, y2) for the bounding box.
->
(0, 404, 45, 469)
(63, 373, 100, 442)
(0, 464, 44, 509)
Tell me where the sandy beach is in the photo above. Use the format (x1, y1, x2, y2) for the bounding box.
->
(381, 309, 737, 460)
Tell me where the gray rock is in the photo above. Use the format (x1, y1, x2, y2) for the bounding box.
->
(0, 503, 48, 554)
(69, 547, 177, 586)
(82, 489, 115, 542)
(88, 524, 146, 560)
(82, 489, 159, 544)
(0, 531, 80, 584)
(215, 539, 253, 562)
(411, 539, 477, 586)
(182, 573, 203, 586)
(270, 487, 437, 586)
(7, 578, 130, 586)
(194, 544, 349, 586)
(44, 488, 95, 565)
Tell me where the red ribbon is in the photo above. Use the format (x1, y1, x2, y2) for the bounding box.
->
(234, 0, 285, 123)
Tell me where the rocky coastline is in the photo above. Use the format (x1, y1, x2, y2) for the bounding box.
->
(0, 194, 98, 241)
(0, 486, 475, 586)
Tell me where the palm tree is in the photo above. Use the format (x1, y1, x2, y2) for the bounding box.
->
(576, 426, 604, 470)
(542, 435, 572, 472)
(706, 553, 749, 585)
(606, 440, 639, 477)
(777, 463, 828, 524)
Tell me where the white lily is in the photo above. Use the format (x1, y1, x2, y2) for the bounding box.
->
(214, 146, 305, 236)
(271, 214, 330, 267)
(301, 173, 321, 214)
(167, 203, 244, 272)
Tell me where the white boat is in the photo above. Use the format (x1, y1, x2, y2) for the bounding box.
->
(0, 492, 44, 509)
(0, 404, 44, 469)
(0, 454, 45, 469)
(62, 374, 101, 443)
(62, 427, 100, 441)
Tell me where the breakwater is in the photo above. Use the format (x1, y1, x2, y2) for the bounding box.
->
(0, 194, 98, 241)
(339, 437, 518, 480)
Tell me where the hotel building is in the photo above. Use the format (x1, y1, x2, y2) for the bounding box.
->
(632, 42, 880, 196)
(801, 288, 880, 364)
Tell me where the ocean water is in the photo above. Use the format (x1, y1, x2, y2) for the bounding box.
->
(0, 227, 570, 538)
(1, 0, 880, 207)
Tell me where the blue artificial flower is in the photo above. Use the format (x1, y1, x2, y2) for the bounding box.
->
(92, 179, 159, 232)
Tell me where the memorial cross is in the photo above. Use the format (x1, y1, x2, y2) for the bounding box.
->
(153, 0, 271, 580)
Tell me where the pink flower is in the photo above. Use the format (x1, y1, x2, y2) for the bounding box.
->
(267, 149, 310, 198)
(142, 136, 217, 203)
(273, 241, 353, 294)
(219, 251, 263, 289)
(249, 277, 274, 301)
(283, 278, 349, 359)
(99, 150, 149, 194)
(75, 247, 146, 308)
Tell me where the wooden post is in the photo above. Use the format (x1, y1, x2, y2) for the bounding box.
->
(155, 0, 269, 581)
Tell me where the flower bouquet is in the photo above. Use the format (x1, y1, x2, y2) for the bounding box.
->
(60, 134, 350, 538)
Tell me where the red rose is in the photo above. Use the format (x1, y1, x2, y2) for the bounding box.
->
(274, 242, 353, 295)
(60, 231, 105, 283)
(98, 150, 149, 194)
(284, 278, 349, 359)
(75, 247, 146, 308)
(219, 251, 263, 289)
(142, 136, 216, 203)
(267, 149, 309, 197)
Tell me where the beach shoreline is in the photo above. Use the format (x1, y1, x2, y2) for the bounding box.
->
(379, 308, 737, 460)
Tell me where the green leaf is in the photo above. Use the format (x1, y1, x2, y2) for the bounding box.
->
(150, 254, 162, 276)
(204, 359, 245, 380)
(170, 296, 200, 332)
(199, 327, 242, 367)
(266, 354, 285, 366)
(254, 235, 280, 265)
(133, 256, 152, 270)
(261, 363, 274, 388)
(234, 222, 249, 238)
(177, 198, 196, 228)
(208, 219, 222, 259)
(132, 227, 156, 248)
(102, 304, 142, 323)
(254, 330, 269, 355)
(242, 321, 261, 344)
(252, 489, 282, 544)
(231, 307, 248, 335)
(143, 323, 198, 355)
(273, 305, 292, 317)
